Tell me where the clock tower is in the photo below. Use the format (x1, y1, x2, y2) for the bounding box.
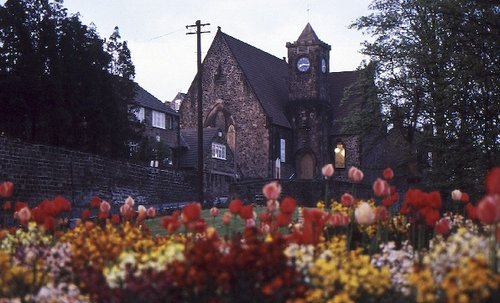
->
(286, 23, 332, 179)
(287, 23, 331, 101)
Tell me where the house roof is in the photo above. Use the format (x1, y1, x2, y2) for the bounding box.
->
(133, 83, 179, 115)
(179, 128, 221, 168)
(329, 71, 362, 134)
(220, 31, 291, 128)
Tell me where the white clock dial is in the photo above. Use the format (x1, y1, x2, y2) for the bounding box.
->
(297, 57, 310, 72)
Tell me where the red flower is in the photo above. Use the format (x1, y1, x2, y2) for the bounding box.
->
(90, 196, 102, 208)
(2, 201, 12, 211)
(276, 213, 292, 227)
(43, 216, 56, 231)
(263, 181, 281, 200)
(466, 203, 477, 220)
(428, 191, 442, 209)
(229, 199, 243, 215)
(280, 197, 297, 214)
(375, 206, 389, 221)
(485, 167, 500, 195)
(239, 205, 254, 220)
(82, 209, 91, 220)
(424, 208, 440, 226)
(373, 178, 390, 197)
(98, 211, 109, 220)
(182, 202, 201, 222)
(31, 207, 46, 224)
(0, 181, 14, 198)
(40, 200, 58, 217)
(210, 207, 219, 217)
(383, 167, 394, 180)
(400, 201, 411, 215)
(341, 193, 355, 207)
(161, 212, 181, 234)
(14, 201, 28, 212)
(383, 193, 399, 207)
(476, 195, 500, 225)
(329, 213, 349, 227)
(111, 214, 120, 224)
(460, 192, 470, 203)
(405, 189, 427, 209)
(53, 196, 71, 213)
(435, 218, 450, 236)
(301, 208, 327, 245)
(146, 207, 156, 218)
(259, 212, 272, 224)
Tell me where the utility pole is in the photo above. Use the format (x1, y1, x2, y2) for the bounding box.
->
(186, 20, 210, 204)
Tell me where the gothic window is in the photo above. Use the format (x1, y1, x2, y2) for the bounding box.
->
(334, 142, 346, 169)
(215, 65, 224, 83)
(280, 138, 286, 162)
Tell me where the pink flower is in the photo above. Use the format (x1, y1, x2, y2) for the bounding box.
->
(245, 218, 256, 228)
(146, 207, 156, 218)
(354, 202, 375, 225)
(99, 201, 111, 213)
(329, 213, 349, 227)
(383, 168, 394, 180)
(210, 207, 219, 217)
(137, 205, 147, 221)
(477, 194, 500, 225)
(435, 218, 450, 236)
(373, 178, 390, 197)
(124, 196, 135, 207)
(451, 189, 462, 201)
(321, 164, 334, 178)
(17, 206, 31, 224)
(341, 193, 355, 207)
(348, 166, 364, 183)
(263, 181, 281, 200)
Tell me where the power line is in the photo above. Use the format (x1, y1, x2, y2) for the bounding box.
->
(147, 27, 184, 41)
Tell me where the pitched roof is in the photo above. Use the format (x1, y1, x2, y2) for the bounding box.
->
(179, 128, 221, 168)
(297, 23, 320, 44)
(133, 83, 178, 115)
(220, 31, 291, 128)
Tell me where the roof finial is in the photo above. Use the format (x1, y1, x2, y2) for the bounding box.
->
(307, 0, 310, 22)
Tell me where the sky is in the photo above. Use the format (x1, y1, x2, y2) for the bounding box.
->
(57, 0, 374, 102)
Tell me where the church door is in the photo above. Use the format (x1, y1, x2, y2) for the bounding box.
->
(297, 152, 315, 179)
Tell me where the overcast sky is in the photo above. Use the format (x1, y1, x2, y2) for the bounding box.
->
(60, 1, 372, 101)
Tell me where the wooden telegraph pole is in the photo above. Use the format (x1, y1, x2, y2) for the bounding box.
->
(186, 20, 210, 204)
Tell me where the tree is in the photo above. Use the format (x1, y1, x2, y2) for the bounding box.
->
(0, 0, 141, 158)
(351, 0, 499, 198)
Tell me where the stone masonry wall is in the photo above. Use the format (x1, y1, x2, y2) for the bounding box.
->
(0, 137, 196, 212)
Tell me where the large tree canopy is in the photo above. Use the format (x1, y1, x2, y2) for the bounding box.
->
(351, 0, 499, 197)
(0, 0, 140, 158)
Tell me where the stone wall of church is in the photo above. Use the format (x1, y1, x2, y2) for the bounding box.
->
(329, 135, 361, 181)
(180, 34, 270, 178)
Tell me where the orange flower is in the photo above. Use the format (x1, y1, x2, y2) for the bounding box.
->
(222, 211, 232, 225)
(280, 196, 297, 214)
(383, 167, 394, 180)
(182, 202, 201, 223)
(0, 181, 14, 198)
(229, 199, 243, 214)
(263, 181, 281, 200)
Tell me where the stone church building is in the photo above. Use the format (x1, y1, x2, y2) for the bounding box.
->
(179, 23, 408, 197)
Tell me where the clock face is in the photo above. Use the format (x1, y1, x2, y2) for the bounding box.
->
(297, 57, 310, 72)
(321, 58, 327, 73)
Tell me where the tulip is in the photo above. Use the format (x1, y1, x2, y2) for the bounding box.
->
(17, 206, 31, 224)
(280, 197, 297, 214)
(435, 218, 450, 236)
(485, 167, 500, 195)
(99, 201, 111, 213)
(375, 206, 389, 221)
(383, 168, 394, 180)
(321, 164, 334, 178)
(229, 199, 243, 214)
(340, 193, 355, 207)
(451, 189, 462, 201)
(354, 202, 375, 225)
(477, 195, 500, 225)
(263, 181, 281, 200)
(348, 167, 364, 183)
(111, 214, 121, 224)
(210, 207, 219, 217)
(124, 196, 135, 207)
(222, 211, 232, 225)
(373, 178, 390, 197)
(146, 207, 156, 218)
(0, 181, 14, 199)
(239, 205, 254, 220)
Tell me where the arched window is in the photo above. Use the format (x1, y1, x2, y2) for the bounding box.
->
(334, 142, 346, 168)
(227, 125, 236, 152)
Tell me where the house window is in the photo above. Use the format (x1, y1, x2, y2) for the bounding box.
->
(152, 111, 165, 129)
(134, 107, 145, 122)
(334, 142, 346, 168)
(280, 138, 286, 162)
(212, 143, 226, 160)
(275, 158, 281, 179)
(167, 115, 174, 129)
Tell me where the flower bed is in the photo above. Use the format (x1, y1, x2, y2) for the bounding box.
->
(0, 167, 499, 303)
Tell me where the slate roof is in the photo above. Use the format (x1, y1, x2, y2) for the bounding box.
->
(220, 32, 291, 128)
(297, 23, 321, 44)
(133, 83, 178, 115)
(179, 128, 220, 168)
(328, 71, 361, 134)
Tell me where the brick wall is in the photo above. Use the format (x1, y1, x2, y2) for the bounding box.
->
(0, 137, 196, 213)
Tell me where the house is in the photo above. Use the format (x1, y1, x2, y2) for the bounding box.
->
(179, 23, 403, 194)
(130, 83, 182, 168)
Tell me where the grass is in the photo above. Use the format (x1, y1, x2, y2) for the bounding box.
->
(145, 206, 267, 236)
